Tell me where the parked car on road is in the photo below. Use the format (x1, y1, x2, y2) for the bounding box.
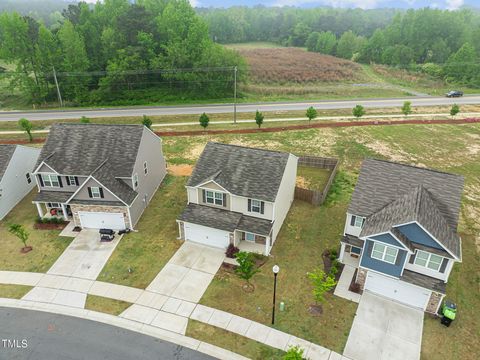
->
(446, 90, 463, 97)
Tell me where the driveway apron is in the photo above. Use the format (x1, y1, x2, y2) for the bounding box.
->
(343, 292, 423, 360)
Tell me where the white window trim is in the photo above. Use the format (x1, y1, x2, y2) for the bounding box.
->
(143, 161, 148, 176)
(245, 232, 255, 242)
(42, 174, 60, 188)
(48, 202, 61, 208)
(91, 187, 101, 199)
(205, 190, 224, 206)
(250, 199, 261, 213)
(68, 176, 76, 185)
(371, 242, 398, 264)
(353, 215, 365, 228)
(26, 173, 31, 184)
(414, 250, 443, 271)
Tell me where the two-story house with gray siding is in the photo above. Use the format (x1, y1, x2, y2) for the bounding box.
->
(339, 158, 463, 314)
(177, 142, 298, 255)
(0, 145, 40, 220)
(32, 124, 166, 230)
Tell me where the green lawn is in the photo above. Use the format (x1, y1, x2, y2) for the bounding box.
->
(296, 166, 332, 190)
(96, 175, 186, 288)
(186, 320, 285, 360)
(84, 295, 132, 316)
(0, 284, 33, 299)
(0, 191, 72, 273)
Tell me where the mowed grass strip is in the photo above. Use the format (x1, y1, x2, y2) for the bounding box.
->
(0, 284, 33, 299)
(96, 175, 186, 288)
(0, 191, 72, 273)
(85, 295, 132, 316)
(186, 320, 285, 360)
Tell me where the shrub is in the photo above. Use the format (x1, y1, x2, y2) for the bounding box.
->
(255, 110, 264, 128)
(401, 101, 412, 116)
(352, 104, 365, 118)
(80, 116, 90, 123)
(8, 223, 30, 249)
(308, 268, 337, 303)
(199, 112, 210, 130)
(225, 244, 240, 258)
(18, 118, 33, 142)
(450, 104, 460, 117)
(306, 106, 318, 122)
(142, 115, 152, 129)
(283, 345, 306, 360)
(234, 251, 259, 283)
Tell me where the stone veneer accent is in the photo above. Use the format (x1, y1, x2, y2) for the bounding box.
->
(356, 268, 368, 289)
(426, 291, 443, 314)
(70, 204, 130, 229)
(178, 221, 185, 240)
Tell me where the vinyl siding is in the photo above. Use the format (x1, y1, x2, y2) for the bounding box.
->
(270, 154, 298, 243)
(128, 128, 167, 227)
(72, 177, 119, 202)
(396, 223, 444, 250)
(0, 146, 40, 220)
(344, 213, 364, 237)
(360, 240, 407, 278)
(368, 233, 405, 248)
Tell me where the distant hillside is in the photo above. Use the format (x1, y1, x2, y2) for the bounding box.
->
(0, 0, 74, 25)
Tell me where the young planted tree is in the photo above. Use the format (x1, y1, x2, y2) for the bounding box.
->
(450, 104, 460, 117)
(283, 346, 306, 360)
(234, 251, 259, 284)
(255, 110, 264, 128)
(308, 268, 337, 303)
(80, 116, 90, 123)
(199, 112, 210, 131)
(142, 115, 152, 129)
(8, 224, 31, 252)
(18, 118, 33, 142)
(352, 105, 366, 119)
(401, 101, 412, 116)
(306, 106, 318, 123)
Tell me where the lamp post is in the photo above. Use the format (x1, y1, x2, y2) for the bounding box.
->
(272, 265, 280, 325)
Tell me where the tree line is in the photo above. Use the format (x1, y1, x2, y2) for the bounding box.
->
(0, 0, 243, 106)
(201, 7, 480, 86)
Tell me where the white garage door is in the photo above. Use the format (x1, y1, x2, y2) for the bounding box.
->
(365, 272, 431, 310)
(184, 223, 230, 249)
(78, 211, 126, 230)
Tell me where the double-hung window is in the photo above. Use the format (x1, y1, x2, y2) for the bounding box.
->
(26, 173, 31, 184)
(205, 190, 224, 206)
(68, 176, 77, 186)
(371, 242, 398, 264)
(42, 174, 60, 187)
(133, 174, 139, 189)
(351, 215, 365, 228)
(143, 161, 148, 175)
(251, 199, 261, 213)
(90, 187, 101, 199)
(414, 251, 443, 271)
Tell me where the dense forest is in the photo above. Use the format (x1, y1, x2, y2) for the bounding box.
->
(201, 6, 480, 86)
(0, 0, 243, 106)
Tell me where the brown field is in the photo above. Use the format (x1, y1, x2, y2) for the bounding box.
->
(237, 48, 363, 84)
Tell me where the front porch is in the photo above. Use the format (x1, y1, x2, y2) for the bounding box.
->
(33, 190, 74, 221)
(237, 239, 266, 254)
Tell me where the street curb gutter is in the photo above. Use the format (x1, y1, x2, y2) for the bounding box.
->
(0, 298, 249, 360)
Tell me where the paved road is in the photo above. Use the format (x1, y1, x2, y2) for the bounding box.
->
(0, 307, 214, 360)
(0, 95, 479, 121)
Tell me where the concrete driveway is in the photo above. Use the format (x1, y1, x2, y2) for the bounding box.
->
(147, 242, 225, 303)
(344, 292, 424, 360)
(47, 228, 121, 280)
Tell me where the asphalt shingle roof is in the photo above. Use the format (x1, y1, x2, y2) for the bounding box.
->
(349, 158, 464, 229)
(179, 203, 274, 236)
(35, 124, 144, 177)
(401, 269, 446, 293)
(0, 145, 16, 181)
(187, 142, 291, 202)
(35, 124, 145, 204)
(355, 159, 464, 259)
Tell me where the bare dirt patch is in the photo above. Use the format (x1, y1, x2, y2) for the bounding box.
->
(185, 143, 206, 161)
(296, 176, 309, 188)
(168, 164, 193, 176)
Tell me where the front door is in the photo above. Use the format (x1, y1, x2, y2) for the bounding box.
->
(245, 232, 255, 242)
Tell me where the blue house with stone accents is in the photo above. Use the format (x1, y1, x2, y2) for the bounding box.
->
(339, 158, 464, 314)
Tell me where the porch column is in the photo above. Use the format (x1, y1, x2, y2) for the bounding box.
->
(35, 202, 44, 218)
(61, 203, 68, 221)
(265, 237, 270, 256)
(339, 243, 346, 263)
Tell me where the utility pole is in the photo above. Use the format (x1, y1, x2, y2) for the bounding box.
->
(233, 66, 237, 124)
(52, 66, 63, 108)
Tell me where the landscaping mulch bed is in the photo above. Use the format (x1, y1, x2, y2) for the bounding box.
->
(34, 222, 68, 230)
(322, 249, 344, 283)
(348, 268, 363, 295)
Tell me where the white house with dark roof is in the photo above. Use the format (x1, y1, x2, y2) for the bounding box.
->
(0, 145, 40, 220)
(177, 142, 298, 255)
(340, 158, 464, 313)
(32, 124, 166, 230)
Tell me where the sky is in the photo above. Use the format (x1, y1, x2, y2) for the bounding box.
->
(80, 0, 477, 10)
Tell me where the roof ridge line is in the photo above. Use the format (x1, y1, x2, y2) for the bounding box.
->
(90, 158, 109, 175)
(365, 158, 463, 179)
(208, 141, 290, 156)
